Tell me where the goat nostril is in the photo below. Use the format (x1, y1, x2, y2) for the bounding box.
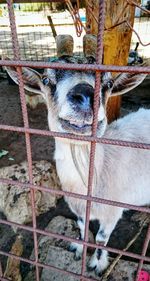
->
(68, 83, 94, 109)
(70, 93, 91, 108)
(75, 94, 85, 104)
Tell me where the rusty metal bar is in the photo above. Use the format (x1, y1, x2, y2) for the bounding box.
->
(0, 233, 150, 264)
(81, 0, 106, 278)
(16, 69, 41, 279)
(0, 246, 112, 281)
(1, 0, 64, 3)
(1, 59, 150, 74)
(6, 0, 40, 279)
(0, 124, 150, 150)
(0, 261, 3, 278)
(0, 250, 89, 281)
(0, 216, 149, 263)
(7, 1, 20, 60)
(0, 177, 150, 214)
(135, 224, 150, 281)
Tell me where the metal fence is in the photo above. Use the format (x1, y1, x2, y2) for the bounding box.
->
(0, 2, 85, 61)
(0, 0, 150, 281)
(0, 1, 150, 62)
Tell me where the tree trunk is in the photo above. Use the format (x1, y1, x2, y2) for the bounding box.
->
(86, 0, 138, 122)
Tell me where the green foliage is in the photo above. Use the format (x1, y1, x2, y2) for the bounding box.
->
(20, 3, 52, 12)
(20, 1, 86, 12)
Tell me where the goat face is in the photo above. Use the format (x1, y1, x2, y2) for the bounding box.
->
(42, 60, 114, 137)
(5, 56, 147, 138)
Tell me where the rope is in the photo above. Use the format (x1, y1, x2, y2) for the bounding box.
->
(66, 0, 150, 46)
(65, 0, 85, 37)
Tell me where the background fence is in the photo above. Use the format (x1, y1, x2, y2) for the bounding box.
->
(0, 1, 150, 61)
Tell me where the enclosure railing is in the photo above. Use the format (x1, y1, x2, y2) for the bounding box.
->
(0, 1, 150, 281)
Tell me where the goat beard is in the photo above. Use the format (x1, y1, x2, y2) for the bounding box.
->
(70, 144, 98, 188)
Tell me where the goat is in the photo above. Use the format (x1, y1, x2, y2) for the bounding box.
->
(5, 34, 150, 275)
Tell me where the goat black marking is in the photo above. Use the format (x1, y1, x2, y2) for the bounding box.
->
(97, 249, 102, 260)
(98, 229, 107, 240)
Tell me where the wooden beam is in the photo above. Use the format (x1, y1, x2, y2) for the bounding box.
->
(86, 0, 138, 123)
(47, 15, 57, 39)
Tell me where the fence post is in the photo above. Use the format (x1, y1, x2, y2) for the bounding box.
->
(86, 0, 138, 122)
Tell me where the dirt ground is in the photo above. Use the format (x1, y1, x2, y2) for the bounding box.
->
(0, 75, 150, 279)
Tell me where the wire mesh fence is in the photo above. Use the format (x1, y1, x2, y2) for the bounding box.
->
(0, 1, 150, 281)
(0, 2, 85, 60)
(0, 1, 150, 61)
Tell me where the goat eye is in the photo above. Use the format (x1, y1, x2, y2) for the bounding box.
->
(107, 80, 114, 89)
(42, 77, 50, 86)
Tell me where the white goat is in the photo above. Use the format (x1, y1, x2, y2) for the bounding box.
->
(6, 35, 150, 275)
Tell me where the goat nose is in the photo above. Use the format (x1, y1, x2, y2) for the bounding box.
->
(70, 93, 92, 109)
(68, 83, 94, 110)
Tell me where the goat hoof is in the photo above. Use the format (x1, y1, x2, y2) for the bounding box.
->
(95, 268, 103, 277)
(68, 242, 79, 253)
(68, 244, 76, 252)
(87, 264, 96, 272)
(87, 263, 102, 276)
(88, 264, 102, 276)
(68, 242, 83, 261)
(88, 249, 109, 276)
(74, 254, 81, 261)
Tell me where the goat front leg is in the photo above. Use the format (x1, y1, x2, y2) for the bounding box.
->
(88, 206, 123, 275)
(69, 217, 85, 260)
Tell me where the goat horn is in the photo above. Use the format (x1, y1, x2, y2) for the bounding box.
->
(83, 34, 97, 58)
(56, 35, 74, 58)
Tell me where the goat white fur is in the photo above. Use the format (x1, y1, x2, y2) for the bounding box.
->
(55, 107, 150, 272)
(5, 61, 150, 275)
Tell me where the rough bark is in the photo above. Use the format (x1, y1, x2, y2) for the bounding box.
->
(86, 0, 138, 122)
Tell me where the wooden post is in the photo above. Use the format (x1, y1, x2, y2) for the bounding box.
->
(47, 15, 57, 39)
(86, 0, 138, 122)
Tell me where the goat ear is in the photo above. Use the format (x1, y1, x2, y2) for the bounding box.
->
(111, 73, 147, 96)
(5, 65, 44, 95)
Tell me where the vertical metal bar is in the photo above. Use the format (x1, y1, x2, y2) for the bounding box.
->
(40, 31, 43, 61)
(6, 1, 39, 280)
(7, 0, 20, 60)
(81, 0, 106, 278)
(0, 261, 3, 278)
(16, 69, 40, 281)
(29, 32, 32, 60)
(135, 224, 150, 281)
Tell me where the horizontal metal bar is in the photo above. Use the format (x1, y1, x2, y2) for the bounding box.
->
(0, 247, 101, 281)
(0, 231, 150, 264)
(0, 177, 150, 214)
(1, 0, 64, 3)
(0, 250, 86, 281)
(0, 124, 150, 150)
(0, 59, 150, 74)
